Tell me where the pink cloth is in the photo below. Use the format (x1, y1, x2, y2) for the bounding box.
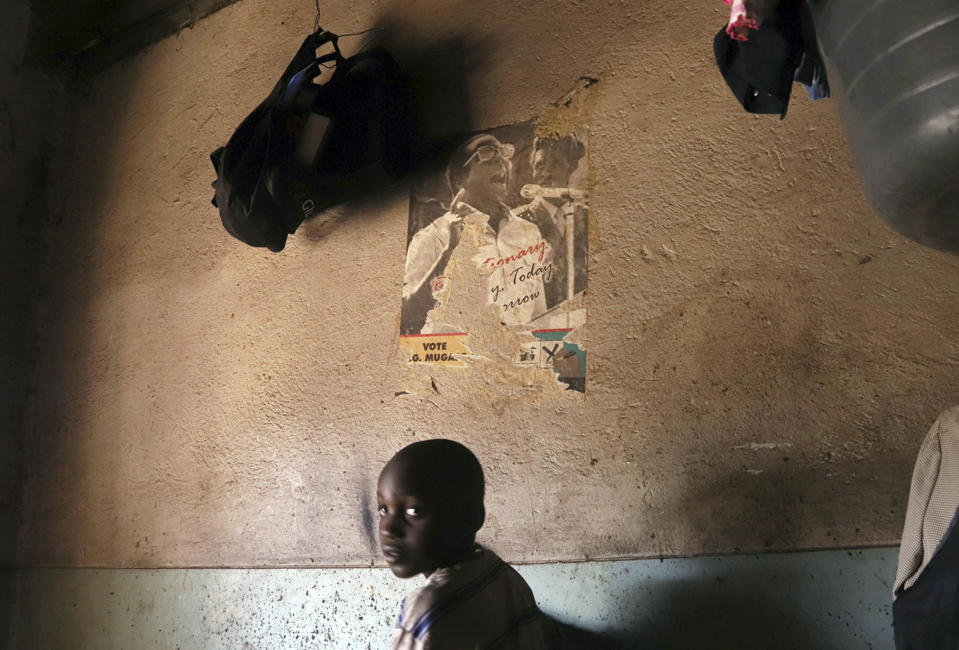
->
(724, 0, 759, 41)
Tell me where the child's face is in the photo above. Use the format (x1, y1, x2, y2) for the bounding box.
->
(376, 463, 464, 579)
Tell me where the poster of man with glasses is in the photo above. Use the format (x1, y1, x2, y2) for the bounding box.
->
(399, 121, 588, 392)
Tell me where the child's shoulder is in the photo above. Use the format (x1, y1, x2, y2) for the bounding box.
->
(397, 548, 501, 625)
(394, 548, 553, 649)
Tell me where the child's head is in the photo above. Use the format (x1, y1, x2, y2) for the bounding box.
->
(377, 439, 485, 578)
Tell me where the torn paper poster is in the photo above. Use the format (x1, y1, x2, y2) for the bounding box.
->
(397, 332, 470, 367)
(399, 120, 588, 392)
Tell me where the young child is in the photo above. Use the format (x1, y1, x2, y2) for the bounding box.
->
(377, 439, 553, 649)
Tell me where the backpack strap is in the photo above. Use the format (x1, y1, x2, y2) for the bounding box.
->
(277, 30, 343, 112)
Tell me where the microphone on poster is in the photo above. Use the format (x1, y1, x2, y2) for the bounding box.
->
(520, 184, 588, 201)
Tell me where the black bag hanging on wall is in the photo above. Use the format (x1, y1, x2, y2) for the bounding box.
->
(210, 30, 409, 251)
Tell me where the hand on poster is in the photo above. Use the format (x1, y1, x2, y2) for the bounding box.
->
(446, 214, 465, 253)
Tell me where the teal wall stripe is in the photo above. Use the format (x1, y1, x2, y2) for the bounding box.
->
(7, 547, 897, 650)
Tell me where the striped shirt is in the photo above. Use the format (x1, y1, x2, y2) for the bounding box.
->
(392, 546, 553, 650)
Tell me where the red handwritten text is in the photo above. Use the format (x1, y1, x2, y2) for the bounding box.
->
(482, 240, 549, 269)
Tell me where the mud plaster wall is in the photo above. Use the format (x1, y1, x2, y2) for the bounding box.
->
(19, 0, 959, 568)
(1, 1, 63, 568)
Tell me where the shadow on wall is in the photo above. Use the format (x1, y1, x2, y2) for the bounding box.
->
(623, 570, 842, 650)
(1, 0, 66, 568)
(552, 619, 627, 650)
(299, 8, 498, 241)
(542, 571, 830, 649)
(683, 463, 819, 553)
(523, 548, 895, 650)
(629, 266, 925, 558)
(365, 7, 496, 167)
(549, 589, 835, 650)
(12, 29, 142, 567)
(632, 555, 893, 650)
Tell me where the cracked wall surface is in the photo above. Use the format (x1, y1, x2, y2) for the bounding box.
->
(18, 0, 959, 568)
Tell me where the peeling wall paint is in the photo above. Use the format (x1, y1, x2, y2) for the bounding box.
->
(17, 0, 959, 571)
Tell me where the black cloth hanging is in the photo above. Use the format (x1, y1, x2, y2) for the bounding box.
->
(713, 0, 826, 118)
(210, 30, 409, 251)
